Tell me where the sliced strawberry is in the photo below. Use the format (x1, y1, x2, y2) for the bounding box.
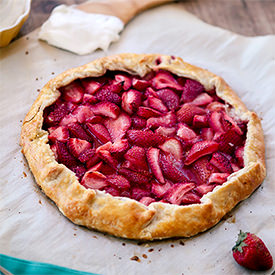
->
(200, 128, 214, 141)
(193, 115, 209, 128)
(121, 89, 142, 114)
(191, 93, 213, 106)
(181, 79, 204, 103)
(43, 71, 248, 206)
(127, 130, 166, 147)
(104, 112, 131, 142)
(147, 112, 176, 129)
(86, 115, 103, 124)
(180, 191, 201, 205)
(146, 148, 165, 184)
(60, 113, 78, 126)
(67, 138, 92, 159)
(137, 106, 162, 118)
(81, 78, 102, 94)
(95, 85, 121, 104)
(145, 87, 159, 98)
(121, 160, 139, 172)
(206, 101, 225, 112)
(122, 163, 151, 179)
(68, 123, 93, 142)
(159, 138, 183, 160)
(103, 186, 121, 197)
(151, 180, 172, 198)
(185, 141, 219, 165)
(81, 171, 107, 189)
(131, 115, 146, 129)
(82, 94, 98, 104)
(219, 151, 233, 161)
(206, 88, 216, 95)
(196, 184, 216, 196)
(192, 157, 218, 184)
(159, 153, 187, 182)
(131, 188, 151, 201)
(72, 105, 94, 124)
(152, 70, 182, 90)
(86, 123, 111, 144)
(235, 146, 245, 167)
(115, 74, 132, 90)
(132, 78, 150, 91)
(66, 102, 78, 113)
(97, 150, 118, 168)
(237, 121, 247, 134)
(124, 146, 148, 171)
(214, 130, 243, 154)
(87, 161, 103, 172)
(55, 141, 77, 168)
(48, 126, 69, 143)
(100, 163, 116, 175)
(143, 71, 155, 81)
(210, 152, 233, 173)
(106, 174, 130, 189)
(45, 102, 68, 126)
(156, 88, 180, 111)
(177, 103, 206, 125)
(179, 140, 195, 153)
(208, 173, 230, 184)
(86, 154, 101, 168)
(147, 95, 168, 113)
(119, 168, 149, 184)
(231, 162, 241, 172)
(61, 81, 84, 103)
(78, 148, 95, 163)
(176, 77, 186, 88)
(209, 111, 224, 133)
(96, 142, 112, 153)
(109, 139, 129, 154)
(71, 165, 86, 180)
(176, 123, 197, 141)
(107, 80, 123, 94)
(180, 166, 199, 182)
(139, 197, 156, 206)
(155, 126, 176, 137)
(222, 112, 243, 135)
(90, 102, 120, 119)
(164, 183, 196, 205)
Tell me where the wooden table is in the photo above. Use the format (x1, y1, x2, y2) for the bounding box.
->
(19, 0, 274, 38)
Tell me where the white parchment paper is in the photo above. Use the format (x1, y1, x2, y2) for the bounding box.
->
(0, 4, 274, 275)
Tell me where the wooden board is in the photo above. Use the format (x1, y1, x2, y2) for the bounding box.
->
(18, 0, 275, 38)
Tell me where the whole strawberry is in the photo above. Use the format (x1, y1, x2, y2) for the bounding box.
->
(232, 230, 273, 271)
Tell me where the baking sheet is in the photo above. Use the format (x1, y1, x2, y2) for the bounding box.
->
(0, 4, 274, 275)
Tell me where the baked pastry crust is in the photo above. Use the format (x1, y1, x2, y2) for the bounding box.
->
(20, 53, 266, 240)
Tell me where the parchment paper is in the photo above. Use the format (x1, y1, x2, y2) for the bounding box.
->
(0, 4, 274, 275)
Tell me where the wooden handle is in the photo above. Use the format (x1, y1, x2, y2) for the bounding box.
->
(77, 0, 174, 24)
(130, 0, 174, 15)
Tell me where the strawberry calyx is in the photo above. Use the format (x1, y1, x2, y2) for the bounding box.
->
(232, 230, 248, 253)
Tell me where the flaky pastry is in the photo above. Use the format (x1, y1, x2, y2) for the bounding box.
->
(20, 54, 265, 240)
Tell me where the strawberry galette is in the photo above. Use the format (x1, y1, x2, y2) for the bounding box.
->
(20, 54, 265, 240)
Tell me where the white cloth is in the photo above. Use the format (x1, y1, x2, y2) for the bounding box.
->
(38, 5, 124, 55)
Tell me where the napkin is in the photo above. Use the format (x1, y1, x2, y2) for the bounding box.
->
(0, 254, 99, 275)
(38, 5, 124, 55)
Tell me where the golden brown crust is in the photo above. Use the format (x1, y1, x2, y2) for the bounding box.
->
(20, 53, 266, 240)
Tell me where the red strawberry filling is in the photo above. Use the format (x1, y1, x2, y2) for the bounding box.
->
(43, 69, 247, 206)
